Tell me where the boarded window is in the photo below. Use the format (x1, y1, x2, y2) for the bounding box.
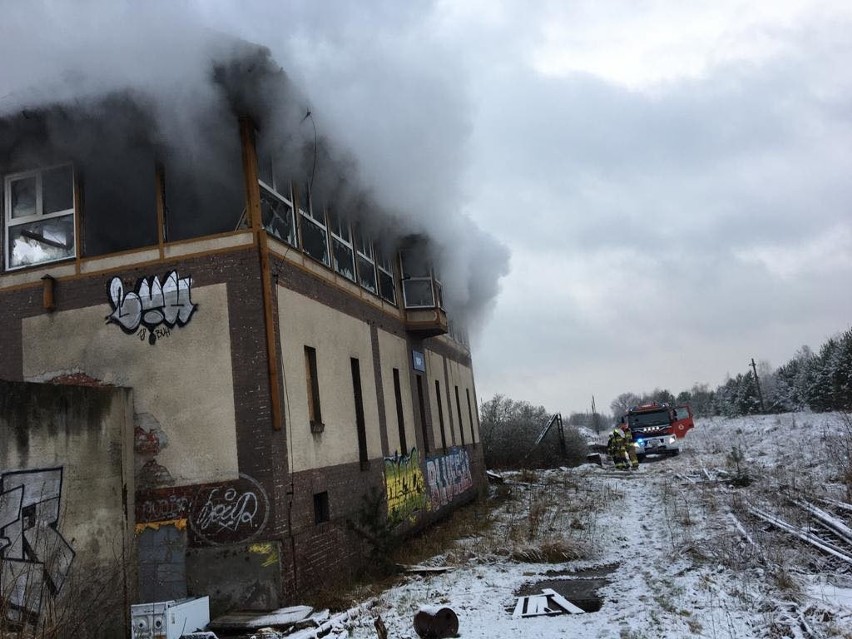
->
(304, 346, 323, 431)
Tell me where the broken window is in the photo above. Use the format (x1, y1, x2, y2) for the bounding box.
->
(257, 144, 298, 247)
(376, 246, 397, 305)
(328, 211, 355, 281)
(399, 246, 436, 309)
(4, 164, 76, 270)
(260, 182, 297, 247)
(354, 225, 377, 294)
(299, 187, 329, 266)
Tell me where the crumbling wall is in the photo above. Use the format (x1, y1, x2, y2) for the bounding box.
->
(0, 379, 135, 637)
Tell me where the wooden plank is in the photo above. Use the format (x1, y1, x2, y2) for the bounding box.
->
(542, 588, 585, 614)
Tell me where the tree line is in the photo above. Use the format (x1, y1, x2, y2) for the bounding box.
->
(610, 324, 852, 418)
(479, 324, 852, 470)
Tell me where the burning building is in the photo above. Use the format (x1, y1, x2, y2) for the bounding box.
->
(0, 39, 485, 630)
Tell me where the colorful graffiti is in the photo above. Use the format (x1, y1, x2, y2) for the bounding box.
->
(384, 448, 428, 525)
(106, 270, 197, 344)
(426, 448, 473, 510)
(0, 468, 75, 622)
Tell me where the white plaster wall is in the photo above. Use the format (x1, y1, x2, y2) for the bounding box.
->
(277, 285, 380, 471)
(376, 330, 416, 456)
(22, 283, 238, 485)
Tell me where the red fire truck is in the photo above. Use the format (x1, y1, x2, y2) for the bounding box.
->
(624, 402, 694, 459)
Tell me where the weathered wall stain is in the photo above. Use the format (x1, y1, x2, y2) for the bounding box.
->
(106, 270, 197, 344)
(383, 448, 427, 525)
(425, 448, 473, 510)
(0, 467, 75, 622)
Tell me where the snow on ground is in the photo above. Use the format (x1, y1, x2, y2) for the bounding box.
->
(334, 412, 852, 639)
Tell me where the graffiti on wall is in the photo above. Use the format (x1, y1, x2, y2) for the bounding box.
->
(384, 448, 428, 525)
(106, 270, 197, 344)
(425, 448, 473, 510)
(0, 468, 75, 622)
(136, 474, 269, 546)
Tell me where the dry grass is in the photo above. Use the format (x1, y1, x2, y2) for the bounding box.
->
(509, 538, 592, 563)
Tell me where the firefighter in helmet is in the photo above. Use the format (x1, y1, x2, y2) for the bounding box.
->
(607, 427, 629, 470)
(621, 423, 640, 470)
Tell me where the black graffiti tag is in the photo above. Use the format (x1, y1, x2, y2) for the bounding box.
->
(0, 468, 75, 620)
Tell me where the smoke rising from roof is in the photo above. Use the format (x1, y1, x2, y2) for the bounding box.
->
(0, 0, 508, 329)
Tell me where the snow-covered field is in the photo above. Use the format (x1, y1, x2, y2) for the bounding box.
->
(335, 412, 852, 639)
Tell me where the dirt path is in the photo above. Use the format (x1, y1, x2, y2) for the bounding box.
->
(344, 423, 852, 638)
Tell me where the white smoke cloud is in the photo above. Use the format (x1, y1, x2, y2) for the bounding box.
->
(0, 0, 508, 326)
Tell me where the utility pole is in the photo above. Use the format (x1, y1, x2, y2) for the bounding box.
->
(750, 358, 766, 413)
(591, 395, 600, 433)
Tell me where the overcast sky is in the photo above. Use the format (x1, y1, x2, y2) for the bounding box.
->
(5, 0, 852, 416)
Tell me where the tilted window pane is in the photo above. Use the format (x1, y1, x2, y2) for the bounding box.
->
(400, 248, 430, 278)
(301, 216, 329, 265)
(332, 237, 356, 281)
(328, 212, 351, 243)
(379, 269, 396, 305)
(354, 227, 373, 258)
(261, 189, 297, 246)
(10, 177, 37, 219)
(42, 165, 74, 214)
(357, 254, 377, 293)
(403, 279, 434, 308)
(8, 215, 75, 268)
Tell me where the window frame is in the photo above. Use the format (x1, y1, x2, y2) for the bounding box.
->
(258, 179, 298, 248)
(376, 247, 397, 306)
(304, 345, 324, 432)
(328, 210, 356, 282)
(353, 224, 377, 294)
(399, 248, 436, 309)
(298, 184, 330, 266)
(4, 164, 77, 272)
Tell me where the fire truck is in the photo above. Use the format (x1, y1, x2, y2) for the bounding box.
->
(623, 402, 694, 460)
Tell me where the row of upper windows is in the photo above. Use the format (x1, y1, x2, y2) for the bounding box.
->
(1, 161, 447, 314)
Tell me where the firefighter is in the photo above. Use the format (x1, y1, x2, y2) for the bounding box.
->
(621, 424, 640, 470)
(607, 427, 629, 470)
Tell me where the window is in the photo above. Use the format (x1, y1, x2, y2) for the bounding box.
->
(466, 388, 476, 448)
(435, 380, 448, 451)
(351, 358, 369, 468)
(376, 246, 397, 305)
(399, 247, 435, 309)
(353, 225, 377, 294)
(328, 211, 355, 281)
(313, 491, 330, 524)
(455, 385, 465, 446)
(299, 185, 329, 265)
(392, 368, 407, 453)
(4, 165, 76, 271)
(259, 180, 297, 247)
(304, 346, 323, 432)
(416, 375, 430, 454)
